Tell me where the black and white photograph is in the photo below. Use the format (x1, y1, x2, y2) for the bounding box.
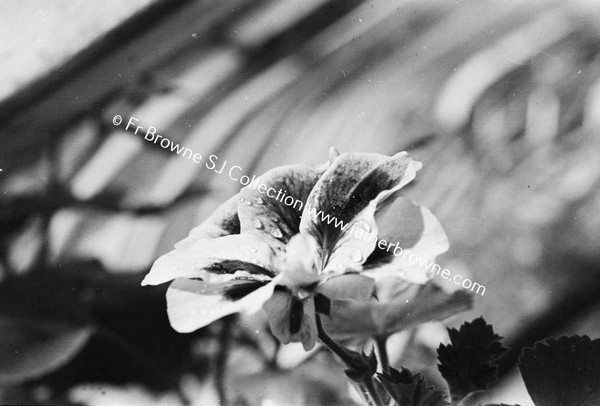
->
(1, 0, 600, 405)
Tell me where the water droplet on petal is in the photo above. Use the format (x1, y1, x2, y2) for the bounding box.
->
(249, 248, 258, 253)
(255, 197, 264, 205)
(331, 205, 341, 213)
(351, 251, 363, 262)
(270, 227, 283, 239)
(245, 200, 253, 206)
(270, 216, 279, 223)
(253, 218, 264, 229)
(351, 194, 362, 203)
(239, 197, 245, 202)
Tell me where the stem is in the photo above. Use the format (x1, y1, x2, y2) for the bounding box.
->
(315, 315, 360, 368)
(375, 337, 390, 374)
(316, 316, 385, 406)
(358, 378, 386, 406)
(215, 316, 233, 406)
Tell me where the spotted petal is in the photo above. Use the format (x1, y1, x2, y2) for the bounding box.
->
(299, 151, 421, 272)
(237, 165, 324, 251)
(177, 194, 241, 250)
(166, 277, 278, 333)
(142, 234, 276, 286)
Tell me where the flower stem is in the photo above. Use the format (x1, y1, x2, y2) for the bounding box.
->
(375, 336, 390, 374)
(358, 379, 384, 406)
(215, 316, 233, 406)
(316, 316, 385, 406)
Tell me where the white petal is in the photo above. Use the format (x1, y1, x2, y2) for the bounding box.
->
(166, 278, 277, 333)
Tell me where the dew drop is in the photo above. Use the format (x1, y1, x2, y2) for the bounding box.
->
(253, 218, 264, 229)
(351, 251, 363, 262)
(270, 216, 279, 223)
(331, 205, 341, 213)
(239, 197, 245, 202)
(249, 248, 258, 253)
(255, 197, 264, 205)
(270, 227, 283, 239)
(211, 263, 224, 271)
(245, 200, 253, 206)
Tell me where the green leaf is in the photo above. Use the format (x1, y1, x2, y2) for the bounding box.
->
(377, 367, 448, 406)
(518, 335, 600, 406)
(0, 317, 93, 384)
(437, 317, 509, 403)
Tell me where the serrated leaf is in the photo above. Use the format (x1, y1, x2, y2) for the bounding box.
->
(518, 335, 600, 406)
(437, 317, 509, 403)
(377, 367, 448, 406)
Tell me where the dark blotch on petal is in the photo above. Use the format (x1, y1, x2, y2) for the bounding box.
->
(314, 293, 331, 316)
(208, 259, 276, 277)
(238, 165, 324, 250)
(223, 281, 268, 300)
(289, 296, 304, 335)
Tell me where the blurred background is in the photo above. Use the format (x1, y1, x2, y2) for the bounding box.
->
(2, 0, 600, 404)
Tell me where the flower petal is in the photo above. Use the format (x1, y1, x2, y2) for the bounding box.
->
(276, 234, 321, 287)
(142, 234, 276, 286)
(322, 279, 472, 339)
(166, 278, 277, 333)
(263, 289, 295, 345)
(299, 151, 421, 271)
(238, 165, 325, 250)
(299, 297, 317, 351)
(365, 199, 449, 284)
(317, 274, 375, 301)
(176, 194, 240, 249)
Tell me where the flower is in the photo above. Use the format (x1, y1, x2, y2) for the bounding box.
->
(142, 148, 471, 350)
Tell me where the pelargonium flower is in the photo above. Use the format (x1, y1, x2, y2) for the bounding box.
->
(142, 149, 471, 350)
